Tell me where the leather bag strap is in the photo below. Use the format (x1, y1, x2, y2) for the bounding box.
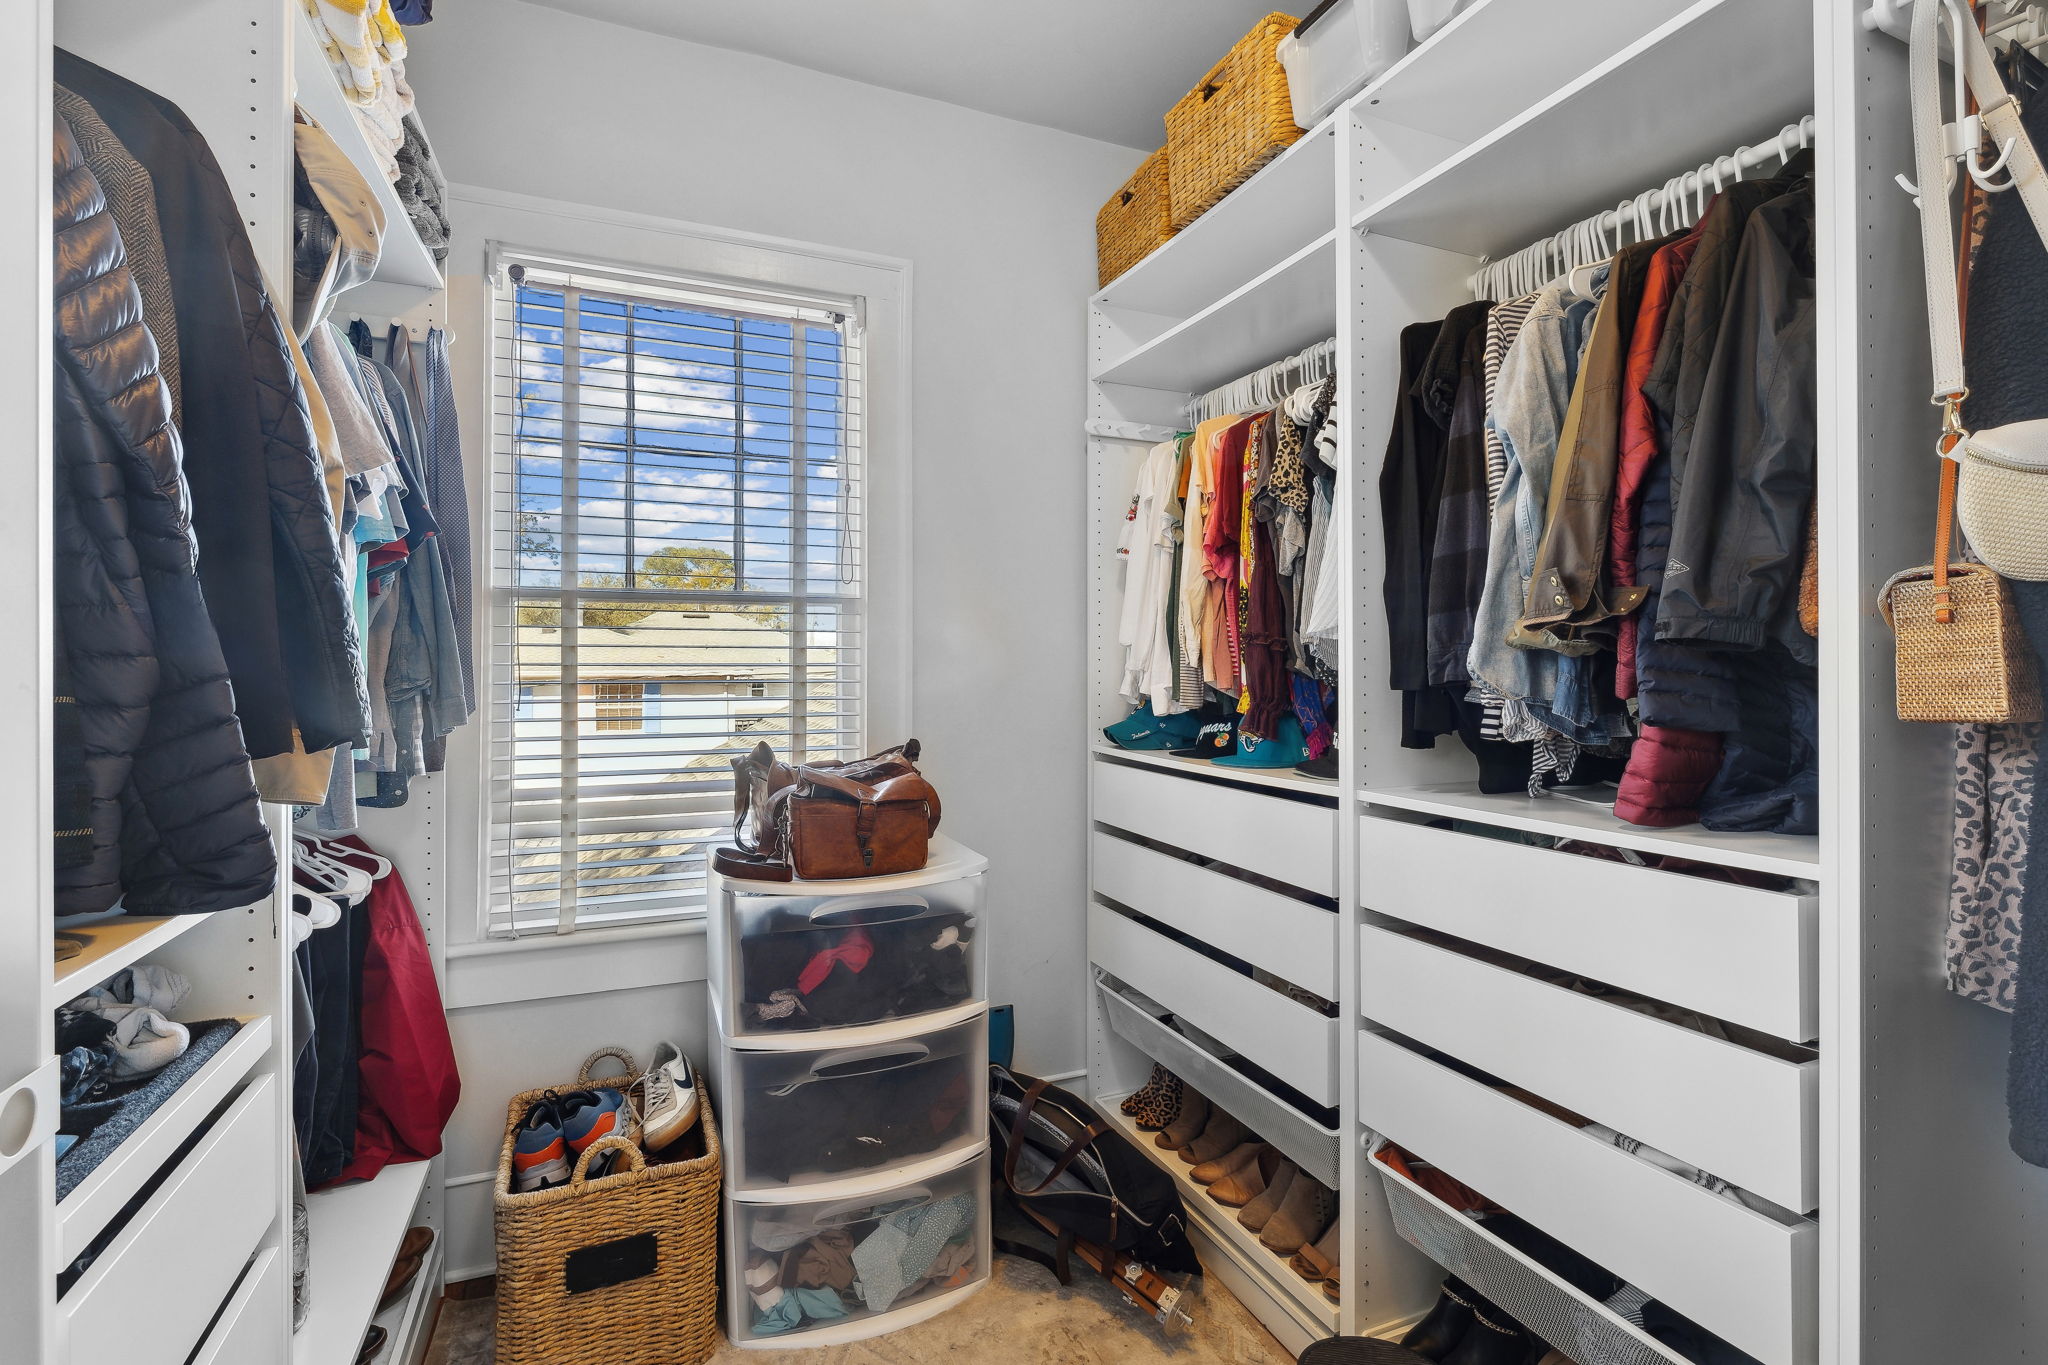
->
(1001, 1078, 1110, 1197)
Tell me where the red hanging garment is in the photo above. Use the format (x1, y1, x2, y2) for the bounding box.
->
(334, 836, 461, 1185)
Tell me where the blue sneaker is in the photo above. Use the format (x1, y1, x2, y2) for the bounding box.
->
(511, 1093, 570, 1193)
(560, 1088, 634, 1157)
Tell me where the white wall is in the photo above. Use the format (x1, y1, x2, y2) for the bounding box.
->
(404, 0, 1139, 1276)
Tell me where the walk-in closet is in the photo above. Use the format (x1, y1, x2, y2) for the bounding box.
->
(5, 3, 2048, 1364)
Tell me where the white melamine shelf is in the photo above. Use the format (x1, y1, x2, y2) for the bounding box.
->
(291, 4, 443, 290)
(1094, 122, 1337, 320)
(1101, 1100, 1339, 1336)
(1092, 229, 1337, 394)
(57, 1015, 271, 1263)
(52, 912, 218, 1006)
(1351, 0, 1702, 143)
(1091, 744, 1338, 799)
(1361, 784, 1819, 880)
(294, 1161, 432, 1365)
(1350, 0, 1812, 255)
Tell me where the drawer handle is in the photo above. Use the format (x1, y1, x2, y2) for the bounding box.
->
(0, 1056, 58, 1175)
(808, 1186, 934, 1228)
(809, 1043, 933, 1081)
(808, 892, 933, 927)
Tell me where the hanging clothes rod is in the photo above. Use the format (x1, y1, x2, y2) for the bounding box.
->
(1185, 336, 1338, 426)
(1468, 116, 1815, 299)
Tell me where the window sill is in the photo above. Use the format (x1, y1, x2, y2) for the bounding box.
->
(444, 916, 710, 1011)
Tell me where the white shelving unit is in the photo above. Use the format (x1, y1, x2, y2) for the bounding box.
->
(1086, 1, 2048, 1360)
(5, 5, 455, 1364)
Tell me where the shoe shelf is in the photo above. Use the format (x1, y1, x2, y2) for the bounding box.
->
(1101, 1098, 1339, 1343)
(57, 1014, 271, 1264)
(50, 911, 225, 1009)
(293, 1160, 433, 1365)
(1372, 1145, 1691, 1365)
(1090, 743, 1338, 799)
(1097, 973, 1340, 1189)
(1349, 0, 1812, 252)
(1359, 784, 1819, 880)
(369, 1227, 445, 1365)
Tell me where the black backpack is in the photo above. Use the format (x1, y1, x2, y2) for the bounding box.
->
(987, 1064, 1201, 1275)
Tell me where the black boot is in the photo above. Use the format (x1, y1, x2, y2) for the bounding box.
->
(1441, 1308, 1533, 1365)
(1400, 1278, 1479, 1361)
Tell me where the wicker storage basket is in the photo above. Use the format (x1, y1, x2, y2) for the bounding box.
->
(1166, 12, 1304, 230)
(1097, 147, 1173, 287)
(493, 1066, 722, 1365)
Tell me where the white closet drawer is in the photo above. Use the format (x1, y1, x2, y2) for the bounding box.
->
(1358, 815, 1816, 1041)
(1361, 926, 1816, 1212)
(1358, 1032, 1817, 1365)
(189, 1247, 285, 1365)
(60, 1074, 280, 1365)
(1093, 758, 1335, 896)
(1090, 903, 1337, 1105)
(1093, 830, 1337, 997)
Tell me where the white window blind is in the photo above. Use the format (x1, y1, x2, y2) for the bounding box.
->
(488, 252, 867, 937)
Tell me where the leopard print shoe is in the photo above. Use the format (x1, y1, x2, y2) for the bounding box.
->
(1128, 1066, 1183, 1131)
(1120, 1062, 1171, 1117)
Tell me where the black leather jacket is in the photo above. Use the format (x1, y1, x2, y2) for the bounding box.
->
(56, 51, 369, 759)
(53, 115, 274, 916)
(1655, 187, 1817, 654)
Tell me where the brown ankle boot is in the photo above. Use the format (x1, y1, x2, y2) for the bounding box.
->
(1155, 1089, 1208, 1151)
(1180, 1106, 1251, 1165)
(1259, 1170, 1336, 1255)
(1204, 1143, 1273, 1205)
(1237, 1158, 1297, 1233)
(1192, 1139, 1264, 1185)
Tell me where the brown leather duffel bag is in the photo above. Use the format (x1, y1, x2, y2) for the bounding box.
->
(717, 740, 940, 881)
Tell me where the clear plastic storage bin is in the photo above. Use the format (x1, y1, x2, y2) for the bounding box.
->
(713, 877, 986, 1039)
(1276, 0, 1411, 130)
(718, 1016, 988, 1191)
(724, 1148, 991, 1347)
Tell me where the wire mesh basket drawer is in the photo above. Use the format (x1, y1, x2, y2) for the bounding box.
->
(493, 1088, 722, 1365)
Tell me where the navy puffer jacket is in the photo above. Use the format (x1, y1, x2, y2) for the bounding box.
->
(53, 114, 274, 916)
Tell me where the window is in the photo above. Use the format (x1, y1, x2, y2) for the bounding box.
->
(591, 682, 645, 732)
(488, 252, 867, 936)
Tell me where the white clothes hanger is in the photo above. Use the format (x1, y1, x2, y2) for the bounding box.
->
(292, 839, 373, 904)
(296, 831, 393, 880)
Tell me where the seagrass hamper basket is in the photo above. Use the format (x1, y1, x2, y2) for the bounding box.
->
(1166, 12, 1303, 230)
(493, 1075, 722, 1365)
(1097, 146, 1173, 286)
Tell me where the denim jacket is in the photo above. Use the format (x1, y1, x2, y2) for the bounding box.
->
(1467, 276, 1601, 730)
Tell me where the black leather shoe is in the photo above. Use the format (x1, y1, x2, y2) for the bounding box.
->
(1441, 1309, 1531, 1365)
(1400, 1278, 1479, 1361)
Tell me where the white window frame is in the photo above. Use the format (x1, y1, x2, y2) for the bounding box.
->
(435, 185, 911, 972)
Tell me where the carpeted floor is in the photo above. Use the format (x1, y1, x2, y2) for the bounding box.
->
(424, 1243, 1298, 1365)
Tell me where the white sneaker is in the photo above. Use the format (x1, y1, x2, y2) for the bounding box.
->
(634, 1041, 701, 1152)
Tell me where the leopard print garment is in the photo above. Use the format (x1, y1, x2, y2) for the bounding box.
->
(1948, 721, 2039, 1012)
